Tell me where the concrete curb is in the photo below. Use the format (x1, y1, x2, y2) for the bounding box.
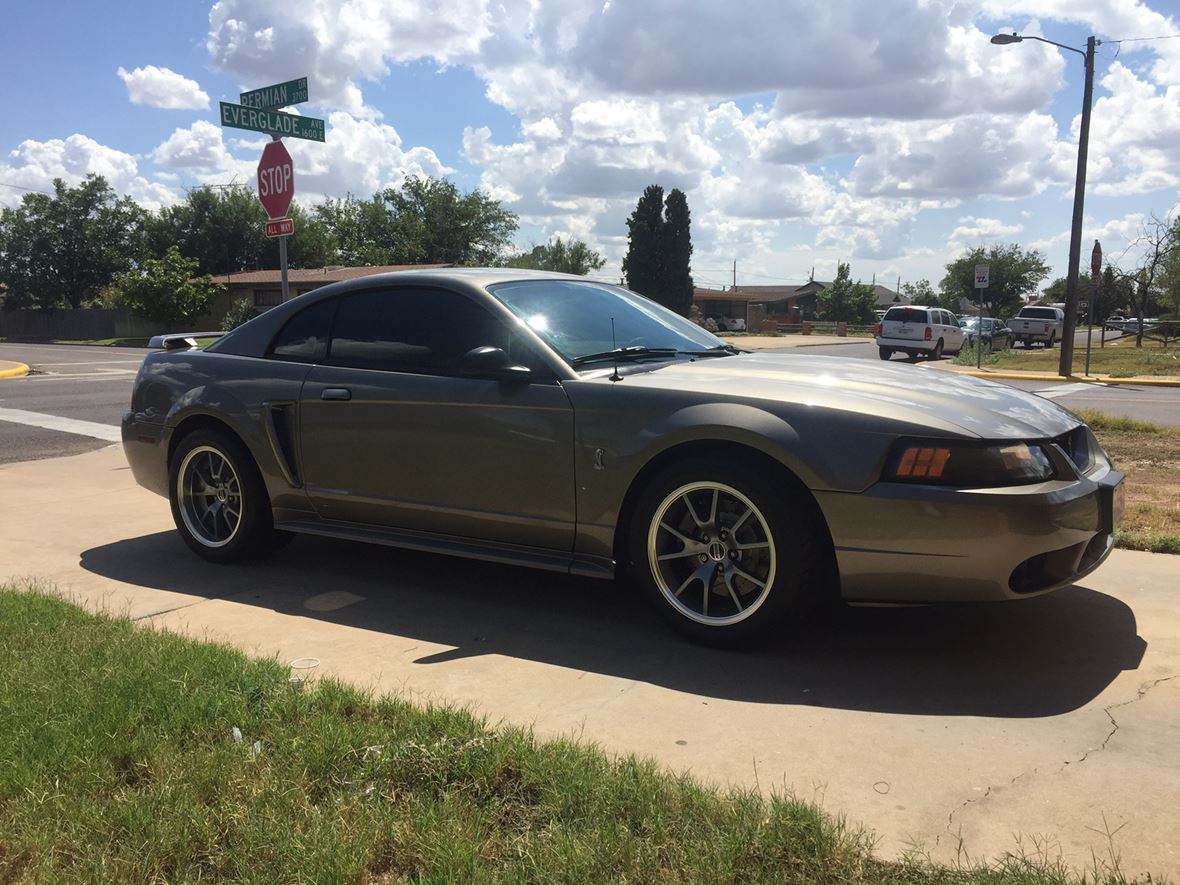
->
(0, 361, 30, 379)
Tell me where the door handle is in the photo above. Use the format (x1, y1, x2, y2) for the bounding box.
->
(321, 387, 352, 401)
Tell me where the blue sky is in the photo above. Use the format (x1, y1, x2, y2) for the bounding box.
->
(2, 0, 1179, 291)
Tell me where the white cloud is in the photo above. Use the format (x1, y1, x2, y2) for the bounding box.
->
(947, 216, 1025, 249)
(206, 0, 491, 117)
(117, 65, 210, 110)
(0, 134, 177, 210)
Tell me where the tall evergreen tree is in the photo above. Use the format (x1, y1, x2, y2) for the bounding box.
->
(623, 185, 665, 303)
(662, 189, 694, 316)
(623, 185, 695, 316)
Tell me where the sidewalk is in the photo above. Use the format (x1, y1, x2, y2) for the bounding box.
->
(0, 360, 30, 379)
(2, 443, 1177, 878)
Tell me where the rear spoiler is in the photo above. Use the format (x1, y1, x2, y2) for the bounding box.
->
(148, 332, 228, 350)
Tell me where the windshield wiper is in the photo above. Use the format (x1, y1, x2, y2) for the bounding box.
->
(680, 344, 744, 357)
(570, 346, 678, 367)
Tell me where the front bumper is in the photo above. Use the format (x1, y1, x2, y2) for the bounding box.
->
(815, 463, 1124, 603)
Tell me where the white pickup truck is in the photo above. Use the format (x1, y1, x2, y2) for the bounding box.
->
(1009, 306, 1064, 348)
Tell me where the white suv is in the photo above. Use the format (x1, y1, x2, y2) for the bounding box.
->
(875, 305, 965, 360)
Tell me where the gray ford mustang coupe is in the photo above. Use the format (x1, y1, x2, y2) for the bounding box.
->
(123, 269, 1124, 643)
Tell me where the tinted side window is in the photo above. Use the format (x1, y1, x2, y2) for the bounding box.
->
(269, 298, 337, 362)
(328, 288, 512, 375)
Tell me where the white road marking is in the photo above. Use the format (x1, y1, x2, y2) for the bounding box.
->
(27, 369, 138, 379)
(0, 407, 121, 442)
(35, 360, 143, 367)
(1031, 382, 1093, 400)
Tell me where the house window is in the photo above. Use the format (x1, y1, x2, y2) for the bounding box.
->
(254, 289, 283, 308)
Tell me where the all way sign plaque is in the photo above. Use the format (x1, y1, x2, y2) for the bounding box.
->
(219, 102, 325, 142)
(265, 218, 295, 238)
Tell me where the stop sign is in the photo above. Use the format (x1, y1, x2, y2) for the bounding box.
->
(257, 140, 294, 219)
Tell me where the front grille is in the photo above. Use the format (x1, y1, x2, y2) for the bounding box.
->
(1051, 426, 1093, 473)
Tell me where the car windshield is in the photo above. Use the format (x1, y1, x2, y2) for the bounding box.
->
(488, 279, 725, 365)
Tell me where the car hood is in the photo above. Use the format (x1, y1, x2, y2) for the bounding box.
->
(611, 352, 1081, 439)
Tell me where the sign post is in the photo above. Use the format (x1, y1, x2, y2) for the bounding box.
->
(974, 264, 989, 368)
(257, 139, 296, 302)
(1086, 240, 1102, 372)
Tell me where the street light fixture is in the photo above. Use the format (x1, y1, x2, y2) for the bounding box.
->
(991, 31, 1098, 377)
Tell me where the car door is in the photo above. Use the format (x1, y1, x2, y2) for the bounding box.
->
(297, 285, 576, 552)
(943, 311, 962, 350)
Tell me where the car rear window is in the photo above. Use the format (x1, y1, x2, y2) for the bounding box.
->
(1019, 308, 1059, 319)
(884, 307, 928, 323)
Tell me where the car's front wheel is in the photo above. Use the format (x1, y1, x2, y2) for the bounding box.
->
(627, 460, 828, 645)
(169, 428, 287, 563)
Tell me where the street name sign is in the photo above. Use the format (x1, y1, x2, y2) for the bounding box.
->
(241, 77, 308, 110)
(257, 141, 295, 220)
(220, 102, 325, 142)
(974, 265, 990, 289)
(265, 217, 295, 238)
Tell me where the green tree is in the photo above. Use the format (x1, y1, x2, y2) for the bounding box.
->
(1098, 265, 1134, 323)
(313, 193, 397, 266)
(623, 185, 665, 304)
(106, 246, 223, 327)
(147, 185, 267, 276)
(149, 186, 337, 276)
(504, 237, 606, 275)
(622, 185, 696, 316)
(0, 175, 148, 310)
(662, 189, 694, 316)
(940, 244, 1050, 319)
(1040, 276, 1069, 304)
(901, 279, 960, 312)
(818, 263, 877, 324)
(383, 176, 518, 266)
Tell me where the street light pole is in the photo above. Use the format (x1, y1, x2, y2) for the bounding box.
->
(1060, 36, 1096, 378)
(991, 32, 1097, 377)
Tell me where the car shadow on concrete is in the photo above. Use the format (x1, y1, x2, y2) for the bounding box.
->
(80, 531, 1147, 718)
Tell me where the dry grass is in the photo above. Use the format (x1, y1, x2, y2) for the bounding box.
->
(1077, 410, 1180, 554)
(956, 338, 1180, 377)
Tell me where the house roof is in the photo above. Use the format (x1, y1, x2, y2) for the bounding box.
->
(693, 286, 755, 302)
(210, 264, 450, 285)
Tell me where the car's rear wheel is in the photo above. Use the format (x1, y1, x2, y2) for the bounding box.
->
(169, 428, 287, 563)
(929, 339, 944, 360)
(1046, 332, 1056, 348)
(627, 460, 828, 645)
(878, 346, 892, 360)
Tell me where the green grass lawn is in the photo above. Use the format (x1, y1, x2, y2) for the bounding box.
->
(0, 588, 1150, 883)
(954, 340, 1180, 377)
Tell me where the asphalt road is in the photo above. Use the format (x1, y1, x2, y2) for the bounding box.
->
(1, 341, 1178, 467)
(0, 343, 142, 463)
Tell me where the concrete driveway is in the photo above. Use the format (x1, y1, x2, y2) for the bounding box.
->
(2, 444, 1177, 878)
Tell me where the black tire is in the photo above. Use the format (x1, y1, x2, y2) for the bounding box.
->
(1046, 332, 1056, 348)
(168, 428, 288, 563)
(626, 458, 831, 646)
(878, 346, 893, 360)
(929, 339, 944, 360)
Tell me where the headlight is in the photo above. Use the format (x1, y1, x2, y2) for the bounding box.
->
(882, 439, 1056, 487)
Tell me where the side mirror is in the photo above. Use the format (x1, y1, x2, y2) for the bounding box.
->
(460, 346, 532, 381)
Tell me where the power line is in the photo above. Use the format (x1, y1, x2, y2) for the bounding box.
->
(1106, 33, 1180, 43)
(0, 182, 54, 196)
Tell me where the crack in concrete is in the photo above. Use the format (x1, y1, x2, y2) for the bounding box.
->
(1066, 674, 1179, 768)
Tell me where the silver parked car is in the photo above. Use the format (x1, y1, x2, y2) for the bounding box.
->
(123, 270, 1124, 644)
